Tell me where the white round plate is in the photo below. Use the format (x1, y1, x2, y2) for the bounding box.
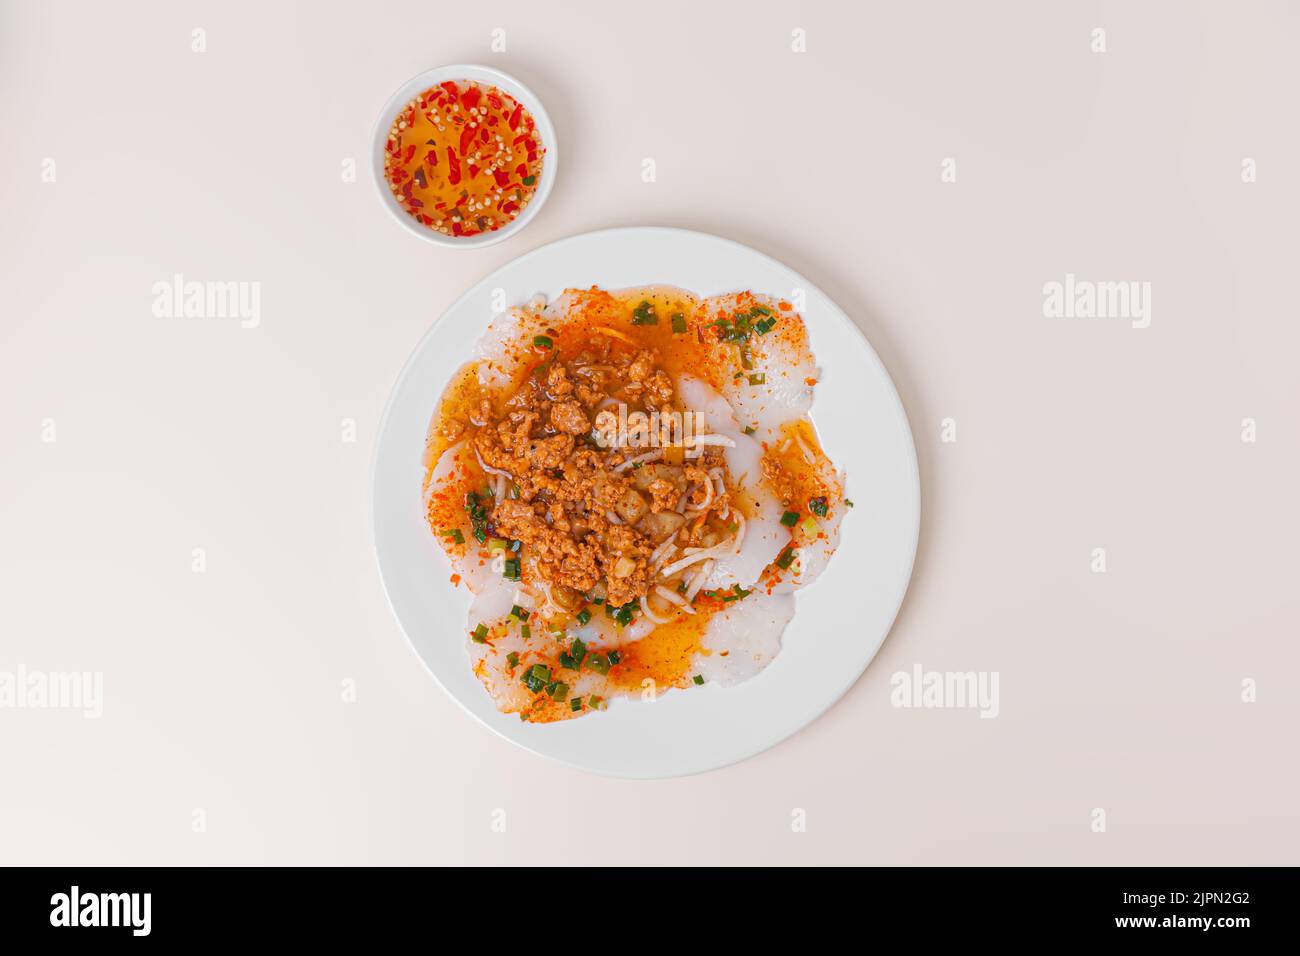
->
(373, 227, 919, 778)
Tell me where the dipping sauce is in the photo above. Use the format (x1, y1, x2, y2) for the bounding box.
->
(383, 80, 546, 238)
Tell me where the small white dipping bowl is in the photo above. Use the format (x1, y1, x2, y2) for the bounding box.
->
(371, 64, 558, 249)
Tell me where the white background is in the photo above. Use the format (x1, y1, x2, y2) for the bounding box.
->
(2, 0, 1297, 864)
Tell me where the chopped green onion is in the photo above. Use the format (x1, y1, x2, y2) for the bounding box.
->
(487, 537, 508, 552)
(533, 334, 553, 349)
(558, 638, 587, 673)
(547, 681, 569, 701)
(743, 425, 756, 435)
(751, 305, 772, 316)
(588, 695, 604, 709)
(631, 300, 658, 325)
(510, 605, 530, 621)
(442, 528, 465, 545)
(607, 650, 621, 665)
(465, 492, 489, 544)
(845, 498, 855, 508)
(576, 608, 592, 626)
(754, 317, 776, 335)
(506, 651, 519, 668)
(808, 496, 829, 517)
(569, 697, 583, 712)
(611, 600, 637, 626)
(471, 623, 489, 643)
(502, 557, 521, 581)
(801, 516, 818, 535)
(747, 373, 766, 386)
(780, 510, 799, 527)
(586, 653, 610, 675)
(693, 675, 704, 686)
(521, 664, 549, 693)
(776, 546, 796, 569)
(671, 313, 687, 334)
(721, 583, 753, 603)
(520, 624, 531, 641)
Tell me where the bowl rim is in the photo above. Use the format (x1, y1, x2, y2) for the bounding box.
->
(370, 63, 558, 249)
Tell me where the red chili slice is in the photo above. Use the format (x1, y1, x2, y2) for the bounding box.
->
(508, 103, 522, 131)
(515, 163, 527, 177)
(461, 85, 482, 110)
(451, 221, 464, 236)
(459, 125, 475, 156)
(447, 147, 461, 185)
(440, 81, 458, 97)
(492, 169, 510, 188)
(425, 150, 438, 167)
(486, 93, 503, 110)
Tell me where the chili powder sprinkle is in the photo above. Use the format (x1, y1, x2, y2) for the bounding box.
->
(383, 79, 546, 238)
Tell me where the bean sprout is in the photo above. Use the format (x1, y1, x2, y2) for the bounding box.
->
(685, 559, 714, 600)
(685, 477, 714, 513)
(649, 537, 678, 567)
(654, 585, 696, 614)
(660, 539, 736, 578)
(473, 444, 514, 479)
(685, 434, 736, 448)
(613, 449, 663, 473)
(731, 512, 747, 553)
(640, 593, 670, 624)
